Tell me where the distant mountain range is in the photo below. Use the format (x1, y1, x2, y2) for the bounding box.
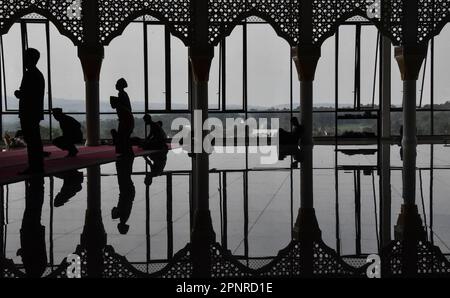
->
(0, 97, 363, 124)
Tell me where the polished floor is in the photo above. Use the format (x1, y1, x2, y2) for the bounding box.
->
(1, 145, 449, 270)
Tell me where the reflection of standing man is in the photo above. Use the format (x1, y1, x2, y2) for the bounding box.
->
(15, 48, 45, 174)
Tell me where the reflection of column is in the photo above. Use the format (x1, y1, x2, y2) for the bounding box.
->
(189, 46, 215, 278)
(0, 186, 3, 259)
(80, 166, 106, 277)
(380, 36, 392, 246)
(393, 45, 427, 243)
(291, 46, 321, 276)
(78, 45, 104, 146)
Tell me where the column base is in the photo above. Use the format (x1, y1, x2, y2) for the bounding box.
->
(292, 208, 321, 241)
(394, 204, 426, 241)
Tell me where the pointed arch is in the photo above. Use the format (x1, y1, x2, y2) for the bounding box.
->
(0, 4, 83, 45)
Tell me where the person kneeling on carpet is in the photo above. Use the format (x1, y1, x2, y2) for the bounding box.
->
(52, 108, 83, 157)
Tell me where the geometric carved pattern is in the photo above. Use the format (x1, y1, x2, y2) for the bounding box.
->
(382, 240, 450, 277)
(257, 241, 302, 277)
(98, 0, 191, 45)
(151, 244, 193, 278)
(0, 0, 83, 44)
(1, 1, 450, 47)
(0, 258, 26, 278)
(417, 0, 450, 44)
(210, 243, 253, 277)
(311, 0, 370, 45)
(47, 244, 192, 278)
(208, 0, 300, 46)
(312, 241, 366, 276)
(380, 0, 403, 45)
(7, 239, 450, 278)
(256, 240, 367, 277)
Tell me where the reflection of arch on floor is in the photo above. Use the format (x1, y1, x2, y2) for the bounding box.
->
(3, 237, 450, 278)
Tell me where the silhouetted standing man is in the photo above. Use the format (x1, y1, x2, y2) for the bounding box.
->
(110, 78, 134, 157)
(52, 108, 83, 157)
(15, 48, 45, 174)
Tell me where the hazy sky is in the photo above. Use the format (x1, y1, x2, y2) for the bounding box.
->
(2, 20, 450, 111)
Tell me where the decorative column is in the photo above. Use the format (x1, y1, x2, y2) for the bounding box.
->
(393, 45, 427, 242)
(80, 165, 106, 277)
(78, 0, 103, 146)
(78, 45, 104, 146)
(189, 46, 216, 278)
(291, 45, 321, 276)
(391, 45, 427, 276)
(188, 0, 216, 278)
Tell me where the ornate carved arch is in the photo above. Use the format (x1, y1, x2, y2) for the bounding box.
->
(417, 0, 450, 44)
(207, 0, 300, 46)
(98, 0, 191, 46)
(0, 1, 83, 45)
(310, 0, 399, 47)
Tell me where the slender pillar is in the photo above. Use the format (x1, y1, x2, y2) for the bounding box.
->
(78, 45, 104, 146)
(291, 46, 321, 241)
(291, 46, 321, 277)
(380, 36, 392, 246)
(80, 165, 106, 277)
(393, 45, 427, 242)
(78, 0, 103, 146)
(189, 46, 215, 278)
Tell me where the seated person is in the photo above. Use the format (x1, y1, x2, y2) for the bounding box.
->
(132, 114, 168, 150)
(279, 117, 303, 146)
(52, 108, 83, 157)
(4, 130, 26, 150)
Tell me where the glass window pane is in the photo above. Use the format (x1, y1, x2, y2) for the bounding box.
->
(434, 24, 450, 110)
(2, 23, 22, 111)
(208, 46, 220, 110)
(315, 34, 336, 111)
(171, 35, 188, 110)
(50, 23, 84, 113)
(338, 25, 355, 107)
(147, 24, 165, 110)
(101, 22, 145, 113)
(27, 23, 49, 110)
(247, 24, 290, 111)
(360, 26, 379, 107)
(225, 26, 243, 110)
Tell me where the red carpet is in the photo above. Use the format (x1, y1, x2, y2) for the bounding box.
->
(0, 145, 170, 185)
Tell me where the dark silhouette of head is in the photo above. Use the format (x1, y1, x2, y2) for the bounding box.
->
(143, 114, 152, 124)
(52, 108, 63, 121)
(116, 78, 128, 91)
(15, 130, 24, 138)
(291, 117, 300, 127)
(24, 48, 40, 70)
